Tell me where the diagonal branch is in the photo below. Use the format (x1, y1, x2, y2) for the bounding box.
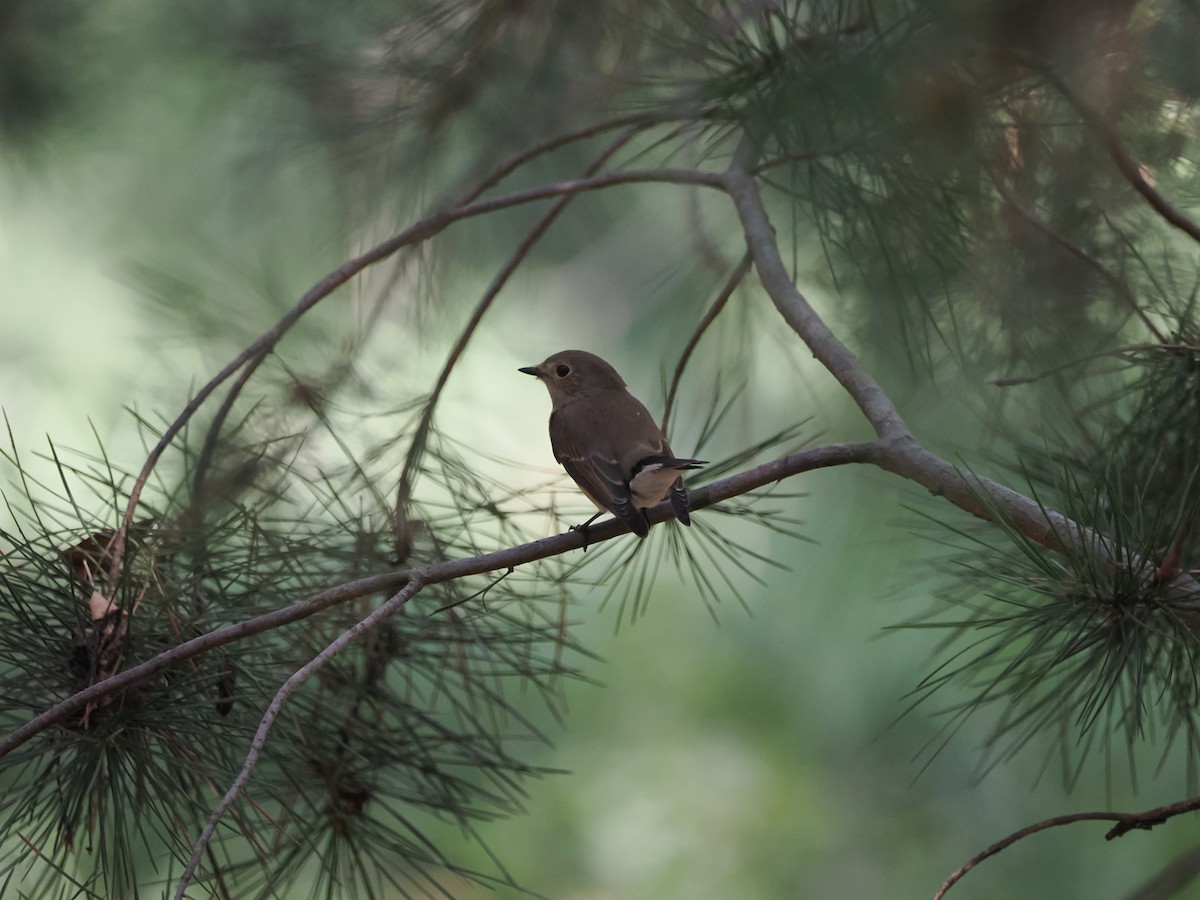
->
(721, 149, 909, 441)
(722, 147, 1101, 553)
(998, 190, 1167, 343)
(1124, 844, 1200, 900)
(662, 250, 753, 436)
(719, 147, 1200, 588)
(0, 440, 879, 761)
(189, 346, 273, 501)
(173, 578, 425, 900)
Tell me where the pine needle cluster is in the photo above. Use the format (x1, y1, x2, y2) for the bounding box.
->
(0, 403, 582, 897)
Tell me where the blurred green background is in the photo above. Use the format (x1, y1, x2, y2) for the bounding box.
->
(3, 2, 1199, 898)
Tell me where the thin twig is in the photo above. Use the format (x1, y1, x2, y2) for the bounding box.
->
(1124, 843, 1200, 900)
(172, 578, 425, 900)
(392, 125, 650, 557)
(454, 109, 698, 206)
(994, 342, 1200, 387)
(190, 349, 272, 500)
(662, 250, 753, 435)
(934, 795, 1200, 899)
(0, 440, 881, 761)
(445, 168, 727, 217)
(722, 142, 910, 439)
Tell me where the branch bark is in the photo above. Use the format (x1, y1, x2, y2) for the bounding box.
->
(0, 440, 877, 761)
(173, 578, 426, 899)
(935, 794, 1200, 899)
(719, 150, 1186, 572)
(722, 154, 908, 441)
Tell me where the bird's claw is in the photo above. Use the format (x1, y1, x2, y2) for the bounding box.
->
(569, 522, 591, 551)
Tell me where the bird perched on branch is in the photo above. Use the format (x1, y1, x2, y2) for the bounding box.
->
(520, 349, 706, 537)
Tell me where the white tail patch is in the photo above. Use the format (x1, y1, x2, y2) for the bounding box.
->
(630, 463, 683, 509)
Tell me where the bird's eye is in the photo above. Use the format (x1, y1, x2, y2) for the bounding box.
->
(555, 364, 571, 378)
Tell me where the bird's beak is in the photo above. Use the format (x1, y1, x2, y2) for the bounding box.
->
(518, 365, 542, 377)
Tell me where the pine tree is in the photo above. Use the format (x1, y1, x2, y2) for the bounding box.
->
(5, 1, 1200, 896)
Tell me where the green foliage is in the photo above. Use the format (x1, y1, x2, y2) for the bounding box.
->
(11, 0, 1200, 895)
(907, 322, 1200, 784)
(0, 402, 583, 896)
(909, 467, 1200, 788)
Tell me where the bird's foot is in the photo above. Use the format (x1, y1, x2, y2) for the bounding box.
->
(569, 512, 603, 551)
(569, 521, 591, 551)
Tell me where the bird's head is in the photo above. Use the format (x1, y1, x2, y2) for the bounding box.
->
(519, 350, 627, 404)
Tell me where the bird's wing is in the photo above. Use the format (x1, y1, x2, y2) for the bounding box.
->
(549, 406, 647, 536)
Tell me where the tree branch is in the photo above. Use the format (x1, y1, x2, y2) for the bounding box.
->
(998, 190, 1167, 343)
(1124, 843, 1200, 900)
(173, 578, 425, 900)
(0, 440, 878, 761)
(662, 250, 753, 436)
(101, 164, 728, 600)
(721, 153, 910, 441)
(719, 149, 1170, 566)
(454, 109, 701, 206)
(393, 125, 649, 560)
(935, 794, 1200, 899)
(189, 345, 273, 501)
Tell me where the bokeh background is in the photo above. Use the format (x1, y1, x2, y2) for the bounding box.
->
(4, 3, 1200, 898)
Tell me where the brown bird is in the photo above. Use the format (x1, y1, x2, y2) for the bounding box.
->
(520, 350, 706, 537)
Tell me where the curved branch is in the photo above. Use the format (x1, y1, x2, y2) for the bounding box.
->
(101, 164, 728, 598)
(189, 346, 272, 500)
(719, 152, 1175, 568)
(935, 795, 1200, 899)
(454, 109, 700, 206)
(173, 578, 425, 899)
(392, 125, 650, 559)
(874, 437, 1090, 555)
(721, 152, 909, 441)
(1125, 843, 1200, 900)
(0, 440, 879, 761)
